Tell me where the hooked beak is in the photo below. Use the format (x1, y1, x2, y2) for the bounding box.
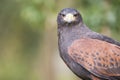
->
(63, 13, 75, 23)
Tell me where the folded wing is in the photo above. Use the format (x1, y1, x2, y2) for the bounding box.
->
(68, 38, 120, 78)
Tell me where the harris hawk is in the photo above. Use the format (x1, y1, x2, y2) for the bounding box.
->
(57, 8, 120, 80)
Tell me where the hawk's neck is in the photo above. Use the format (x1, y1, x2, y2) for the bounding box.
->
(58, 23, 91, 44)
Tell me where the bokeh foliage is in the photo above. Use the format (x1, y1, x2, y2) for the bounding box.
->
(0, 0, 120, 80)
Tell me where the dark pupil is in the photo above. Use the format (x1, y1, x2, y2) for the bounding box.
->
(74, 14, 78, 17)
(61, 14, 65, 17)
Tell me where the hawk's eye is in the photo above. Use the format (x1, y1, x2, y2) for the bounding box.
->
(60, 14, 65, 17)
(74, 14, 78, 17)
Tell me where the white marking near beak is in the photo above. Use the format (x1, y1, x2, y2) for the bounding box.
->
(63, 13, 75, 22)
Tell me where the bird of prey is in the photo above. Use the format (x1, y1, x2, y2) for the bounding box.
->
(57, 8, 120, 80)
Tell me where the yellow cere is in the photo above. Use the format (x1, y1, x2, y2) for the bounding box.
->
(63, 13, 75, 22)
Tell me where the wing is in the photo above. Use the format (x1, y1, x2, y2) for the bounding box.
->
(88, 32, 120, 46)
(68, 38, 120, 78)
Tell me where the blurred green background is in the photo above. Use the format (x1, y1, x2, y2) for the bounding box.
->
(0, 0, 120, 80)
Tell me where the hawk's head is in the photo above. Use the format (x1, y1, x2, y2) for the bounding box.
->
(57, 8, 83, 26)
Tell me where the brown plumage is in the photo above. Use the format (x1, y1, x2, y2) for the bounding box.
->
(57, 8, 120, 80)
(68, 38, 120, 77)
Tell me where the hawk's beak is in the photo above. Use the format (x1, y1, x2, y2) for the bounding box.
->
(63, 13, 75, 23)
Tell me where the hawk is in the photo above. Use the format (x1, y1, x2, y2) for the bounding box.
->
(57, 8, 120, 80)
